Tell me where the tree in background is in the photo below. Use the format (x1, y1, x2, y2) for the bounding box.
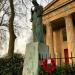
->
(8, 0, 16, 58)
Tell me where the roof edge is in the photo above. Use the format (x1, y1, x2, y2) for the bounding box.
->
(43, 0, 58, 11)
(43, 0, 74, 16)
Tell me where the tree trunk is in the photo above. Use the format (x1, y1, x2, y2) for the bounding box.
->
(8, 0, 16, 58)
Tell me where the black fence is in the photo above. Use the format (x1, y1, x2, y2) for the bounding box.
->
(54, 55, 75, 75)
(52, 52, 75, 67)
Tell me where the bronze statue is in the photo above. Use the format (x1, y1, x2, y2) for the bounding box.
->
(31, 0, 44, 43)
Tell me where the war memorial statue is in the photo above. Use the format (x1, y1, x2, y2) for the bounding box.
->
(31, 0, 44, 43)
(22, 0, 49, 75)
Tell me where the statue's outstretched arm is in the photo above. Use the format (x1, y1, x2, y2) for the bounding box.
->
(30, 8, 34, 22)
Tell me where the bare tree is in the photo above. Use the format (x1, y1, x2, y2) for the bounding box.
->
(8, 0, 16, 58)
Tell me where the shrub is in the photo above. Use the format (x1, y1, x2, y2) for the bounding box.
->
(0, 53, 24, 75)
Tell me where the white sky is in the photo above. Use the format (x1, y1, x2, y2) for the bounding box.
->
(37, 0, 53, 6)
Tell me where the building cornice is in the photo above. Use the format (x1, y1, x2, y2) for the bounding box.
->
(43, 0, 74, 16)
(43, 0, 58, 11)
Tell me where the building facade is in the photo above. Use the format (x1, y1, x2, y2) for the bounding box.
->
(42, 0, 75, 65)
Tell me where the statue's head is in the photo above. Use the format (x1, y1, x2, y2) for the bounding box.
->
(32, 0, 36, 3)
(32, 0, 38, 6)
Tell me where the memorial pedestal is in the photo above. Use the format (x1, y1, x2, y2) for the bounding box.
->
(22, 42, 49, 75)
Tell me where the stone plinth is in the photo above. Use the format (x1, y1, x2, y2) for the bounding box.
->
(22, 42, 49, 75)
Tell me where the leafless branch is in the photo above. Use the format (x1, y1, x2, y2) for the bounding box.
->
(0, 0, 8, 11)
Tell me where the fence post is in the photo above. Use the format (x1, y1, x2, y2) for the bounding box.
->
(60, 52, 62, 75)
(71, 52, 73, 67)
